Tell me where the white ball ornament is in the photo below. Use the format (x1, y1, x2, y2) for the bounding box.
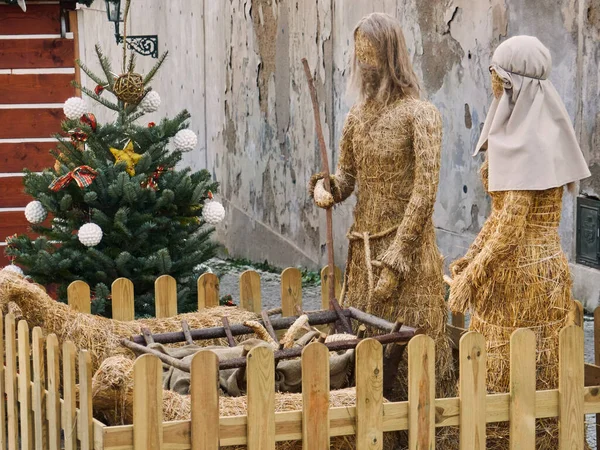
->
(63, 97, 87, 120)
(173, 129, 198, 151)
(140, 91, 161, 113)
(24, 201, 47, 224)
(78, 223, 103, 247)
(202, 197, 225, 225)
(1, 265, 24, 276)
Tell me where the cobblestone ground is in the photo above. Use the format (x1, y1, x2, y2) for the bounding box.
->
(208, 259, 598, 446)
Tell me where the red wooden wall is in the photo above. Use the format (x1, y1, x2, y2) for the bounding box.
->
(0, 2, 77, 266)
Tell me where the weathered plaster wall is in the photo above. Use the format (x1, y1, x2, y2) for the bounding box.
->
(77, 1, 600, 308)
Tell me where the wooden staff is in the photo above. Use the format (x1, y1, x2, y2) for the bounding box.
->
(301, 58, 336, 306)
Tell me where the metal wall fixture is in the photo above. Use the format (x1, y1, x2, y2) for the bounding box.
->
(576, 196, 600, 269)
(105, 0, 158, 58)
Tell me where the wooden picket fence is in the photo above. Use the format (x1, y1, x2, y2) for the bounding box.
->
(0, 308, 598, 449)
(65, 266, 343, 319)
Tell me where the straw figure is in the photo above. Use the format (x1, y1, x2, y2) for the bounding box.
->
(0, 270, 258, 371)
(308, 13, 454, 402)
(448, 36, 590, 449)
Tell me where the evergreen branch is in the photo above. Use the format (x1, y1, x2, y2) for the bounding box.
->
(127, 110, 146, 123)
(95, 44, 116, 87)
(74, 59, 108, 88)
(127, 52, 137, 73)
(143, 51, 168, 85)
(79, 85, 121, 111)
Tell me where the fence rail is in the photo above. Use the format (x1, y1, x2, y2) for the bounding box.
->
(0, 308, 597, 449)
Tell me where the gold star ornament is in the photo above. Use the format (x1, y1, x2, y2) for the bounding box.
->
(110, 140, 141, 176)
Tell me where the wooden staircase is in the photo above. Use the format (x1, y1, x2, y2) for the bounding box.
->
(0, 1, 78, 266)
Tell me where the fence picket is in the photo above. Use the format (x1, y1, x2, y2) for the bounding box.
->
(79, 350, 94, 450)
(569, 300, 584, 327)
(240, 270, 262, 313)
(155, 275, 177, 318)
(320, 265, 342, 309)
(595, 306, 600, 440)
(133, 355, 163, 450)
(0, 312, 5, 450)
(559, 325, 584, 450)
(356, 339, 383, 450)
(46, 334, 61, 450)
(459, 331, 486, 450)
(5, 313, 18, 450)
(63, 341, 77, 450)
(18, 320, 33, 450)
(247, 346, 275, 450)
(302, 342, 330, 449)
(67, 280, 91, 314)
(198, 273, 219, 309)
(112, 278, 135, 321)
(281, 267, 302, 316)
(408, 335, 435, 450)
(191, 350, 220, 450)
(509, 329, 535, 450)
(32, 327, 47, 450)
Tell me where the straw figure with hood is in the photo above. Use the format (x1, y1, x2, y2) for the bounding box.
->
(448, 35, 590, 449)
(308, 12, 454, 402)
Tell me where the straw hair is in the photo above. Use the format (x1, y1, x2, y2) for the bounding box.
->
(0, 271, 258, 370)
(349, 13, 420, 104)
(92, 355, 400, 449)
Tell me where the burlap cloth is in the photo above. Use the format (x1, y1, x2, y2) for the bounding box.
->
(148, 339, 355, 396)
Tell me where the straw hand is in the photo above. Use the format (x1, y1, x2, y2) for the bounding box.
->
(372, 266, 400, 302)
(313, 179, 335, 209)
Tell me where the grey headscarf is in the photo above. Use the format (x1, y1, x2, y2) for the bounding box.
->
(474, 35, 590, 191)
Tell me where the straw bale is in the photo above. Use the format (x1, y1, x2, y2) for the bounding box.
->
(0, 271, 258, 370)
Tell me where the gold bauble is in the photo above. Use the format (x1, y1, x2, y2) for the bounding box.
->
(113, 73, 144, 104)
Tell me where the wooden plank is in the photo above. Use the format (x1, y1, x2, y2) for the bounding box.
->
(451, 312, 465, 329)
(281, 267, 302, 316)
(321, 265, 342, 309)
(63, 341, 77, 450)
(509, 329, 536, 450)
(408, 334, 435, 450)
(559, 325, 584, 450)
(0, 141, 56, 173)
(459, 331, 486, 450)
(356, 339, 383, 450)
(0, 38, 75, 70)
(155, 274, 178, 318)
(67, 280, 91, 314)
(0, 4, 61, 35)
(302, 342, 329, 449)
(112, 278, 135, 321)
(247, 345, 275, 450)
(133, 355, 163, 450)
(198, 272, 219, 309)
(5, 313, 18, 450)
(568, 300, 584, 327)
(68, 10, 81, 97)
(0, 210, 52, 242)
(18, 320, 34, 450)
(0, 74, 75, 104)
(0, 108, 63, 140)
(32, 326, 47, 450)
(191, 350, 219, 450)
(46, 333, 61, 450)
(0, 177, 31, 208)
(240, 270, 261, 313)
(79, 350, 94, 450)
(0, 312, 5, 450)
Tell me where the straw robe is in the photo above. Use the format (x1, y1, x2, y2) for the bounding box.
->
(310, 97, 454, 397)
(449, 159, 573, 449)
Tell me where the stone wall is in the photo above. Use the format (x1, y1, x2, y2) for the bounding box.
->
(76, 0, 600, 308)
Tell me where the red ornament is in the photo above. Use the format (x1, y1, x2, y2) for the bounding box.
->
(148, 122, 156, 128)
(80, 113, 97, 132)
(95, 85, 105, 96)
(68, 128, 88, 143)
(141, 165, 167, 191)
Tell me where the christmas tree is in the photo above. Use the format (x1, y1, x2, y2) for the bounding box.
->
(4, 40, 225, 317)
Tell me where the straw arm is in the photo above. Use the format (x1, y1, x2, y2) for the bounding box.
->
(379, 102, 442, 274)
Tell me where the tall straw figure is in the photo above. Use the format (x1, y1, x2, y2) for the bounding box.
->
(309, 13, 455, 405)
(448, 35, 590, 449)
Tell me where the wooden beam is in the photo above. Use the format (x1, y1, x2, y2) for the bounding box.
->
(0, 38, 75, 69)
(0, 74, 74, 104)
(0, 108, 63, 139)
(0, 4, 61, 35)
(0, 142, 56, 173)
